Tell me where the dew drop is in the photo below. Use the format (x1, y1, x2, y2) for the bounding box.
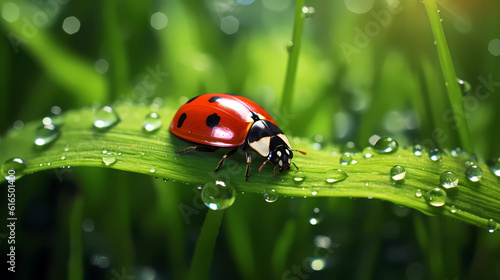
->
(426, 187, 447, 207)
(339, 153, 356, 165)
(42, 106, 64, 126)
(293, 171, 305, 182)
(325, 169, 348, 183)
(102, 152, 117, 166)
(450, 205, 457, 214)
(150, 168, 156, 173)
(465, 165, 483, 182)
(373, 136, 398, 154)
(415, 189, 423, 198)
(263, 189, 278, 203)
(143, 112, 162, 132)
(2, 158, 28, 181)
(440, 171, 458, 189)
(456, 78, 471, 96)
(428, 147, 442, 161)
(390, 165, 406, 181)
(450, 147, 467, 158)
(487, 157, 500, 177)
(201, 180, 236, 210)
(93, 106, 120, 129)
(413, 144, 423, 156)
(362, 146, 374, 158)
(487, 219, 498, 233)
(34, 124, 60, 147)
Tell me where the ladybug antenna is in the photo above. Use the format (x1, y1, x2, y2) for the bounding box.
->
(258, 159, 270, 172)
(292, 162, 299, 170)
(292, 149, 307, 155)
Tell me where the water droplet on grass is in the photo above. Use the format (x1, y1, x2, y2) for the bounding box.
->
(2, 158, 28, 181)
(450, 205, 457, 213)
(426, 187, 447, 207)
(143, 112, 162, 132)
(325, 169, 348, 183)
(263, 189, 278, 203)
(42, 106, 64, 126)
(390, 165, 406, 181)
(456, 78, 471, 96)
(465, 165, 483, 182)
(102, 152, 117, 166)
(201, 180, 236, 210)
(34, 125, 60, 147)
(373, 137, 398, 153)
(293, 171, 305, 182)
(94, 106, 120, 129)
(440, 171, 458, 189)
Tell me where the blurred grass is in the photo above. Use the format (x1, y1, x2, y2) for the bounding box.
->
(1, 0, 500, 279)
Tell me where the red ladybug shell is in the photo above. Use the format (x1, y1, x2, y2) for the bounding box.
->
(170, 94, 278, 147)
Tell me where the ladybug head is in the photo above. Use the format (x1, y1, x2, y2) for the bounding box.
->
(268, 145, 293, 173)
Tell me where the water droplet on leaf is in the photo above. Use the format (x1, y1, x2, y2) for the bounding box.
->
(293, 171, 305, 182)
(34, 124, 60, 147)
(93, 106, 120, 129)
(325, 169, 348, 183)
(143, 112, 162, 132)
(415, 189, 423, 198)
(102, 152, 117, 166)
(440, 171, 459, 189)
(413, 144, 423, 156)
(390, 165, 406, 181)
(373, 137, 398, 153)
(201, 180, 236, 210)
(2, 158, 28, 181)
(263, 189, 278, 203)
(487, 157, 500, 177)
(426, 187, 447, 207)
(487, 219, 498, 233)
(339, 153, 354, 165)
(465, 165, 483, 182)
(428, 147, 442, 161)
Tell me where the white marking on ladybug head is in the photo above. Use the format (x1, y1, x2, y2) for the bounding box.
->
(278, 160, 283, 166)
(249, 136, 271, 157)
(277, 151, 282, 157)
(278, 134, 292, 149)
(285, 149, 290, 155)
(288, 158, 291, 164)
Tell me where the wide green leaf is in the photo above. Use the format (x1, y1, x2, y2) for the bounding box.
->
(1, 103, 499, 232)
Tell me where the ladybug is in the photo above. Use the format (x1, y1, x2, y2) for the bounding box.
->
(169, 93, 306, 181)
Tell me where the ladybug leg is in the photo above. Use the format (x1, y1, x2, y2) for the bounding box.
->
(214, 148, 238, 173)
(177, 145, 219, 154)
(258, 159, 270, 172)
(244, 151, 252, 182)
(292, 162, 299, 170)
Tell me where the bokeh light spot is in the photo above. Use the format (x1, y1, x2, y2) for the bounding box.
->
(62, 16, 81, 35)
(220, 16, 239, 35)
(344, 0, 374, 14)
(488, 39, 500, 56)
(2, 2, 20, 23)
(151, 12, 168, 30)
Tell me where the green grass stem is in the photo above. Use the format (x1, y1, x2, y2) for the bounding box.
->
(423, 0, 472, 152)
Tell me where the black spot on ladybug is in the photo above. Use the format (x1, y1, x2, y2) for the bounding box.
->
(206, 113, 221, 128)
(177, 113, 187, 128)
(186, 95, 200, 103)
(208, 96, 221, 103)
